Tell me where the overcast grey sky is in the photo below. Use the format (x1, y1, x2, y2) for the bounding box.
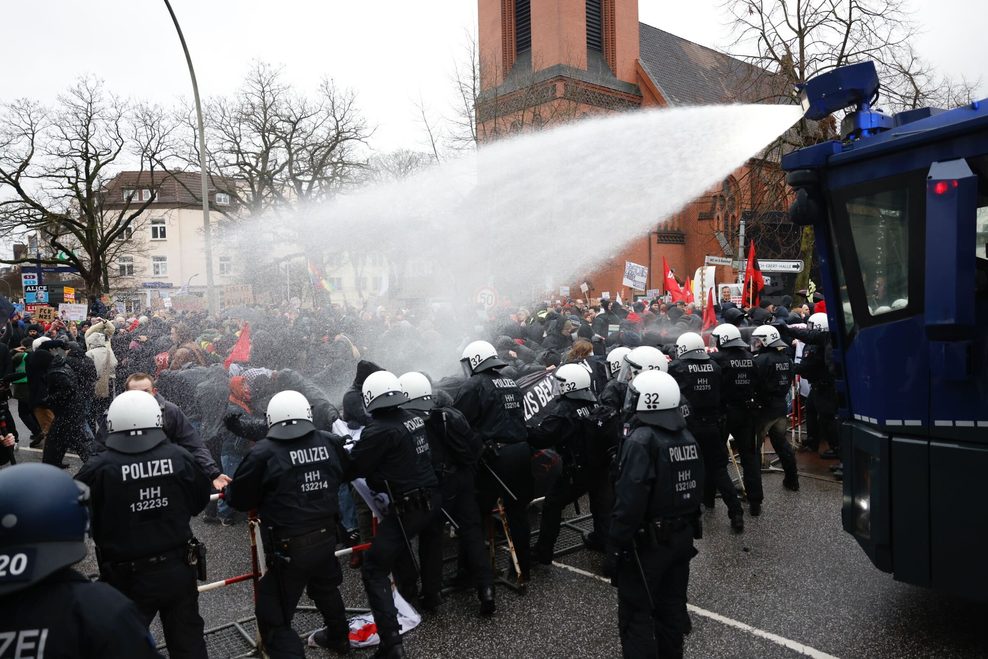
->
(0, 0, 985, 153)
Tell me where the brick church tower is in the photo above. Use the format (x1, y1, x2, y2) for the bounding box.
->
(476, 0, 793, 301)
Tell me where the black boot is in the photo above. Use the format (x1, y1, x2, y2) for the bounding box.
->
(478, 585, 496, 615)
(729, 511, 745, 534)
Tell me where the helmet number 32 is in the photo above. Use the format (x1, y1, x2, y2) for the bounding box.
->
(643, 392, 661, 409)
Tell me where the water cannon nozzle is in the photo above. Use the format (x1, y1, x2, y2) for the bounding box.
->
(800, 61, 881, 121)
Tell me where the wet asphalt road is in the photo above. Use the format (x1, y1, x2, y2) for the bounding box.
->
(8, 407, 988, 658)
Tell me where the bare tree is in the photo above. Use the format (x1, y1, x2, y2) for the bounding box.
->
(722, 0, 979, 295)
(171, 62, 372, 220)
(0, 78, 171, 303)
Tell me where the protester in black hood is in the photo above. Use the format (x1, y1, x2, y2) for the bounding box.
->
(342, 360, 384, 428)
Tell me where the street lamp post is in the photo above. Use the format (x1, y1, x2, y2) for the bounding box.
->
(162, 0, 217, 317)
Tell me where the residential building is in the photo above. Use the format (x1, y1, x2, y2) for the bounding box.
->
(103, 171, 241, 311)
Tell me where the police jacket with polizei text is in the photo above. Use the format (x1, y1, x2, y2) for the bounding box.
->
(350, 408, 439, 496)
(0, 568, 162, 659)
(710, 347, 757, 407)
(609, 420, 704, 549)
(76, 440, 211, 564)
(669, 358, 723, 418)
(452, 370, 528, 444)
(423, 405, 483, 473)
(752, 348, 795, 418)
(225, 430, 347, 538)
(526, 396, 594, 466)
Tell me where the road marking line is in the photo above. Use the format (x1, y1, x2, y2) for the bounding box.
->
(552, 561, 839, 659)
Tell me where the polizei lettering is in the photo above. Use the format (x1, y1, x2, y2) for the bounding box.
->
(289, 446, 330, 465)
(668, 444, 698, 463)
(729, 359, 753, 368)
(687, 363, 715, 373)
(0, 629, 49, 657)
(403, 417, 425, 433)
(491, 378, 518, 389)
(121, 458, 174, 482)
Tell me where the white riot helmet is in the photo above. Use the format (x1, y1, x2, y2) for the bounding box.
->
(105, 390, 166, 452)
(675, 332, 709, 360)
(460, 340, 506, 376)
(621, 346, 668, 383)
(807, 312, 829, 331)
(628, 370, 685, 431)
(266, 390, 315, 440)
(751, 325, 786, 351)
(399, 372, 434, 412)
(554, 363, 596, 402)
(710, 324, 747, 350)
(605, 347, 631, 380)
(362, 370, 405, 412)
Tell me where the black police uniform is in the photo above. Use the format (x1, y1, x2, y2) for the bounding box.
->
(418, 402, 493, 610)
(610, 411, 704, 659)
(780, 325, 838, 455)
(225, 427, 350, 657)
(76, 431, 211, 659)
(752, 346, 800, 489)
(0, 568, 163, 658)
(453, 369, 533, 578)
(668, 356, 744, 527)
(530, 394, 610, 562)
(351, 406, 441, 653)
(711, 346, 763, 509)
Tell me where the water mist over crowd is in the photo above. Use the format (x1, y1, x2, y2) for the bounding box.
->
(225, 103, 802, 379)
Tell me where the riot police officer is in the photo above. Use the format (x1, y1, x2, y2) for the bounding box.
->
(352, 371, 441, 659)
(452, 340, 532, 580)
(669, 332, 744, 532)
(399, 372, 494, 615)
(779, 314, 840, 473)
(76, 390, 211, 659)
(751, 325, 800, 491)
(609, 370, 704, 659)
(0, 463, 162, 658)
(599, 346, 631, 412)
(224, 390, 351, 657)
(603, 346, 668, 417)
(530, 363, 609, 563)
(710, 323, 763, 515)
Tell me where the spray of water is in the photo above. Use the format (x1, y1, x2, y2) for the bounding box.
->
(271, 103, 803, 301)
(228, 103, 801, 378)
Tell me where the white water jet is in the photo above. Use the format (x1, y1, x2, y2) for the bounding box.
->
(259, 103, 802, 304)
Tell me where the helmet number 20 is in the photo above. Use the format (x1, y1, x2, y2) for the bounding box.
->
(0, 552, 29, 579)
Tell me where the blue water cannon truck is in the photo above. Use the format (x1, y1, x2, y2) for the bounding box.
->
(783, 61, 988, 600)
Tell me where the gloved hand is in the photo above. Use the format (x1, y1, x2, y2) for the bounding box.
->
(223, 412, 242, 433)
(481, 440, 499, 462)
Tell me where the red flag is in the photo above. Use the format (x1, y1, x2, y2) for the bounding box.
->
(741, 241, 764, 309)
(702, 285, 717, 330)
(224, 322, 251, 369)
(663, 256, 686, 302)
(684, 277, 694, 304)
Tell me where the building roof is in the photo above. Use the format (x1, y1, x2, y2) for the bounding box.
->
(103, 170, 238, 208)
(638, 23, 787, 106)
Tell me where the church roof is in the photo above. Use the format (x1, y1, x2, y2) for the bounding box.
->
(638, 23, 787, 106)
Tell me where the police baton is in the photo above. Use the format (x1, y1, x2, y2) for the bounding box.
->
(481, 458, 518, 502)
(631, 538, 656, 616)
(441, 507, 460, 531)
(385, 480, 421, 576)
